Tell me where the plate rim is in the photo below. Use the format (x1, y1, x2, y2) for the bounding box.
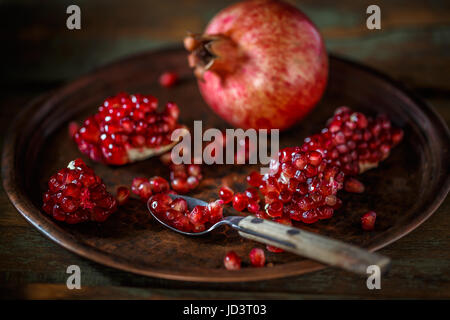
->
(2, 49, 450, 282)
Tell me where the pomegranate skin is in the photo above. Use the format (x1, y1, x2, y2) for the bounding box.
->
(194, 0, 328, 130)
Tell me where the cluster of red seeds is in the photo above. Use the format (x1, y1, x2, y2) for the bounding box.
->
(42, 159, 117, 224)
(131, 176, 171, 201)
(72, 92, 181, 165)
(160, 152, 203, 194)
(220, 107, 403, 227)
(149, 194, 224, 233)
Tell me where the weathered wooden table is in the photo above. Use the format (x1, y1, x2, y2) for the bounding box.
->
(1, 0, 449, 299)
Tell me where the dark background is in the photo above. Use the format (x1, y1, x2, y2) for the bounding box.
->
(1, 0, 449, 298)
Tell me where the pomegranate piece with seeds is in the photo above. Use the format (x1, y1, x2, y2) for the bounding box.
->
(361, 211, 377, 231)
(42, 158, 117, 224)
(249, 248, 266, 267)
(224, 251, 241, 270)
(253, 107, 402, 225)
(219, 186, 234, 204)
(72, 92, 188, 165)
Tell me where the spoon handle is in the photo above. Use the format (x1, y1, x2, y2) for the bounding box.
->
(235, 216, 390, 275)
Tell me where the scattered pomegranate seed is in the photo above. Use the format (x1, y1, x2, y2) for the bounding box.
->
(361, 211, 376, 231)
(219, 186, 234, 203)
(344, 178, 365, 193)
(159, 71, 178, 88)
(116, 186, 130, 205)
(224, 251, 241, 270)
(149, 176, 170, 194)
(249, 248, 265, 267)
(71, 92, 184, 165)
(266, 245, 284, 253)
(68, 122, 79, 138)
(246, 171, 263, 187)
(232, 193, 248, 212)
(42, 159, 117, 224)
(131, 177, 152, 201)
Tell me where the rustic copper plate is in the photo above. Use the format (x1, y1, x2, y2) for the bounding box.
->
(2, 48, 450, 282)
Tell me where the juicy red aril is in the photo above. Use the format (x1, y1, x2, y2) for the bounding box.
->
(131, 177, 152, 201)
(244, 187, 259, 203)
(42, 159, 117, 224)
(149, 193, 172, 214)
(116, 186, 130, 205)
(266, 200, 283, 217)
(159, 71, 178, 88)
(171, 177, 190, 194)
(249, 248, 265, 267)
(247, 201, 260, 214)
(219, 186, 234, 203)
(149, 176, 170, 193)
(232, 193, 248, 212)
(170, 198, 188, 212)
(344, 178, 365, 193)
(189, 205, 207, 224)
(361, 211, 376, 231)
(246, 171, 263, 187)
(208, 200, 224, 223)
(266, 245, 284, 253)
(224, 251, 241, 270)
(72, 92, 182, 165)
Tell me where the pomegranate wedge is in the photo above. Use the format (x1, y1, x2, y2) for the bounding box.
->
(42, 158, 117, 224)
(72, 92, 188, 165)
(254, 107, 403, 224)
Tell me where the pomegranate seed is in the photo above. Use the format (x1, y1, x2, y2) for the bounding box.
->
(149, 176, 170, 193)
(171, 177, 190, 194)
(189, 205, 207, 225)
(149, 193, 172, 215)
(224, 251, 241, 270)
(249, 248, 265, 267)
(266, 245, 284, 253)
(116, 186, 130, 205)
(219, 186, 234, 203)
(170, 198, 188, 212)
(159, 71, 178, 88)
(68, 122, 79, 138)
(232, 193, 248, 212)
(266, 200, 283, 217)
(361, 211, 376, 230)
(246, 171, 263, 187)
(244, 187, 259, 203)
(247, 201, 260, 214)
(344, 178, 365, 193)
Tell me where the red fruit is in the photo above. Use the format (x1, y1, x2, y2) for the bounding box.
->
(361, 211, 376, 231)
(246, 171, 263, 187)
(344, 178, 365, 193)
(207, 200, 224, 223)
(185, 0, 327, 130)
(254, 107, 403, 227)
(131, 177, 152, 200)
(247, 201, 260, 214)
(148, 193, 172, 215)
(219, 186, 234, 203)
(224, 251, 241, 270)
(149, 176, 170, 193)
(244, 187, 260, 203)
(266, 245, 284, 253)
(249, 248, 265, 267)
(116, 186, 130, 205)
(170, 198, 188, 212)
(232, 193, 248, 212)
(68, 122, 79, 138)
(171, 177, 190, 194)
(42, 159, 117, 223)
(189, 205, 207, 225)
(71, 92, 187, 165)
(159, 71, 178, 88)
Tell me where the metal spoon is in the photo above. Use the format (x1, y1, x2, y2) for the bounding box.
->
(147, 194, 391, 275)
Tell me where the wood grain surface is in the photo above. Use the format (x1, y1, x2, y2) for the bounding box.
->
(1, 0, 449, 299)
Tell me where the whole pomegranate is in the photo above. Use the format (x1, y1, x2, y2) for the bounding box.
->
(185, 0, 328, 130)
